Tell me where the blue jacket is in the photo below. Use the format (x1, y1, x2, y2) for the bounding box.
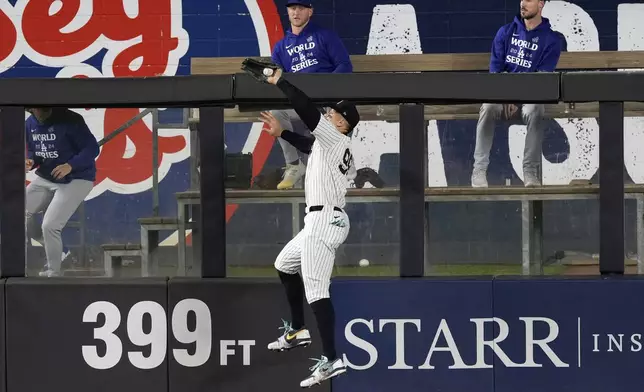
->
(272, 23, 352, 74)
(26, 108, 99, 183)
(490, 15, 564, 73)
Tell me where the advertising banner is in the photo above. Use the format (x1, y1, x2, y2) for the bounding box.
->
(493, 277, 644, 392)
(167, 278, 330, 392)
(332, 278, 495, 392)
(5, 278, 169, 392)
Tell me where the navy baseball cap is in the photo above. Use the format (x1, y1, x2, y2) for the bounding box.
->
(330, 100, 360, 131)
(286, 1, 312, 7)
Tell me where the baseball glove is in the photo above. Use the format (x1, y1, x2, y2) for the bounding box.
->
(354, 167, 385, 189)
(241, 58, 281, 83)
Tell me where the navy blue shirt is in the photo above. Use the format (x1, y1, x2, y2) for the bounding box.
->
(490, 15, 564, 73)
(26, 108, 99, 184)
(271, 23, 352, 74)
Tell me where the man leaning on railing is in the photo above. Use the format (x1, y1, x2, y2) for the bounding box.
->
(471, 0, 565, 188)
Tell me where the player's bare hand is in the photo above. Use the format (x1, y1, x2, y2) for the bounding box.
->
(266, 68, 282, 85)
(258, 111, 283, 137)
(51, 163, 72, 180)
(504, 104, 518, 120)
(25, 159, 34, 172)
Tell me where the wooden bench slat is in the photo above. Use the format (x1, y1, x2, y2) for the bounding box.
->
(190, 51, 644, 75)
(175, 185, 644, 200)
(101, 244, 142, 251)
(138, 217, 179, 225)
(189, 102, 644, 123)
(176, 191, 201, 200)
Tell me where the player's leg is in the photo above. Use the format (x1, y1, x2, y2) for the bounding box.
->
(273, 109, 306, 189)
(39, 179, 93, 276)
(26, 177, 55, 271)
(268, 229, 312, 351)
(521, 104, 546, 187)
(472, 103, 503, 187)
(299, 208, 350, 387)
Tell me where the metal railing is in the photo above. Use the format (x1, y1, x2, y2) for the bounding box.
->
(0, 70, 639, 278)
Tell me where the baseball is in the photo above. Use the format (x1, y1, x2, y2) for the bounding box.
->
(358, 259, 370, 267)
(263, 68, 274, 76)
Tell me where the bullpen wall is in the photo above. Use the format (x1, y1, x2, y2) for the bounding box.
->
(1, 276, 643, 392)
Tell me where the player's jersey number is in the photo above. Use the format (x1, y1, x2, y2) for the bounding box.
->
(338, 148, 353, 175)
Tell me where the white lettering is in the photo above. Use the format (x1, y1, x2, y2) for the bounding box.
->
(126, 301, 167, 370)
(418, 319, 469, 370)
(32, 133, 56, 142)
(237, 340, 255, 366)
(291, 58, 319, 72)
(35, 151, 59, 159)
(471, 317, 522, 368)
(379, 319, 421, 369)
(505, 54, 533, 68)
(286, 42, 316, 56)
(219, 340, 236, 366)
(520, 317, 569, 368)
(607, 334, 624, 352)
(593, 334, 600, 352)
(631, 334, 642, 352)
(343, 318, 379, 370)
(510, 37, 539, 51)
(344, 317, 571, 370)
(172, 298, 212, 368)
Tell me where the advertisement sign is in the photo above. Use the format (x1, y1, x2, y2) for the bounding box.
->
(167, 278, 329, 392)
(332, 278, 495, 392)
(7, 276, 644, 391)
(493, 277, 644, 392)
(4, 278, 169, 392)
(332, 277, 644, 392)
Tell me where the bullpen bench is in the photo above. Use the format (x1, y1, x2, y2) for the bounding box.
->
(101, 243, 143, 277)
(174, 51, 644, 276)
(174, 185, 644, 276)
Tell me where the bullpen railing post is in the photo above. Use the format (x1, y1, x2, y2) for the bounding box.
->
(598, 101, 625, 275)
(199, 106, 226, 278)
(399, 103, 426, 277)
(0, 107, 26, 278)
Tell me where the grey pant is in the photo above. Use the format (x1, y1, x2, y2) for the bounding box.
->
(26, 176, 93, 272)
(473, 103, 546, 173)
(272, 109, 311, 165)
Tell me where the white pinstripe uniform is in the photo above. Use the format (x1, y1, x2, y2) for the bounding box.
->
(274, 115, 353, 304)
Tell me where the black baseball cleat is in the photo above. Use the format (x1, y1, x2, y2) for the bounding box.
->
(267, 319, 312, 352)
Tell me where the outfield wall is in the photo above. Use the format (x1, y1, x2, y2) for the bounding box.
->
(1, 276, 642, 392)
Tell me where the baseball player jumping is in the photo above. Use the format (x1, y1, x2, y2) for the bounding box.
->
(256, 67, 359, 387)
(25, 108, 99, 277)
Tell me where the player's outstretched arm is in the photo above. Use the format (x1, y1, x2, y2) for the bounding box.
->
(258, 111, 314, 154)
(267, 69, 321, 132)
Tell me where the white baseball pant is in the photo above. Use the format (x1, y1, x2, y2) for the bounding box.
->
(26, 176, 93, 272)
(272, 109, 311, 165)
(274, 206, 350, 303)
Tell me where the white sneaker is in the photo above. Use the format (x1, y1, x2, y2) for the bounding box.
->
(38, 268, 61, 277)
(524, 171, 541, 187)
(300, 356, 347, 388)
(471, 168, 488, 188)
(277, 161, 305, 190)
(267, 319, 312, 352)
